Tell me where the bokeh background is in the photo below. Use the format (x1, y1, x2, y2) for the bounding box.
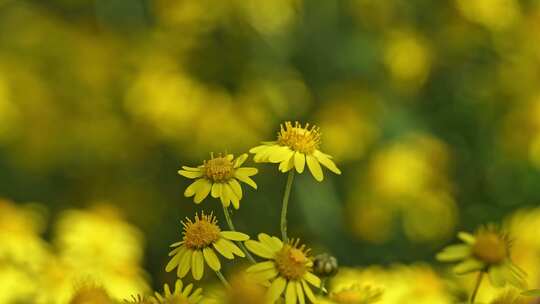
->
(2, 0, 540, 303)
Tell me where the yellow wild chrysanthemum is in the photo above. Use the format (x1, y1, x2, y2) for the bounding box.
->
(166, 213, 249, 280)
(319, 284, 383, 304)
(179, 153, 258, 209)
(436, 226, 526, 288)
(249, 121, 341, 181)
(245, 234, 321, 304)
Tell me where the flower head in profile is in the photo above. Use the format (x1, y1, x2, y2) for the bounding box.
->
(166, 212, 249, 280)
(179, 153, 258, 209)
(319, 284, 383, 304)
(249, 121, 341, 181)
(436, 225, 527, 289)
(153, 280, 203, 304)
(245, 234, 321, 303)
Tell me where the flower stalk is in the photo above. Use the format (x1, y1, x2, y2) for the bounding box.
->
(222, 205, 256, 263)
(280, 170, 295, 243)
(470, 271, 484, 304)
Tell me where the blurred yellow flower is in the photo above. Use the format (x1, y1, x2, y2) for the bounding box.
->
(166, 213, 249, 280)
(318, 284, 383, 304)
(250, 121, 341, 181)
(201, 271, 267, 304)
(153, 280, 203, 304)
(456, 0, 521, 31)
(179, 153, 258, 209)
(245, 234, 321, 304)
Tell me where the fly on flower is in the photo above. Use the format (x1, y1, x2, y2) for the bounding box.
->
(166, 213, 249, 281)
(245, 233, 321, 304)
(249, 121, 341, 181)
(178, 153, 258, 209)
(436, 225, 527, 289)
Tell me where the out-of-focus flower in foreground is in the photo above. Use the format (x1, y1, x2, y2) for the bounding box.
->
(153, 280, 203, 304)
(318, 284, 383, 304)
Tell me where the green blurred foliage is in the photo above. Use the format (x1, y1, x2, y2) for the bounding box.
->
(1, 0, 540, 290)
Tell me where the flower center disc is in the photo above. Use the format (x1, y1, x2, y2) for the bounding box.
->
(164, 295, 190, 304)
(277, 122, 320, 154)
(472, 233, 507, 264)
(204, 157, 234, 182)
(183, 216, 221, 249)
(275, 245, 309, 280)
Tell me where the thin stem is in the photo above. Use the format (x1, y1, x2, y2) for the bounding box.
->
(280, 170, 295, 243)
(222, 204, 256, 263)
(215, 270, 231, 289)
(470, 271, 484, 304)
(318, 277, 328, 295)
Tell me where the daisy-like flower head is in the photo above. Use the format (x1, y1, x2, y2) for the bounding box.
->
(249, 121, 341, 182)
(179, 153, 258, 209)
(166, 212, 249, 280)
(69, 285, 113, 304)
(245, 234, 321, 304)
(321, 284, 383, 304)
(436, 225, 527, 289)
(153, 280, 203, 304)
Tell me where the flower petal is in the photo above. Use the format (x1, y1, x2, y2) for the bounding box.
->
(234, 174, 257, 189)
(267, 277, 287, 303)
(178, 170, 204, 179)
(177, 249, 192, 278)
(294, 152, 306, 173)
(247, 261, 276, 273)
(457, 232, 476, 244)
(314, 150, 341, 174)
(286, 281, 297, 304)
(279, 154, 295, 172)
(306, 155, 323, 181)
(221, 231, 250, 241)
(452, 259, 485, 275)
(303, 272, 321, 287)
(184, 179, 207, 197)
(203, 247, 221, 271)
(301, 280, 316, 303)
(296, 281, 305, 304)
(488, 264, 506, 287)
(191, 250, 205, 280)
(245, 240, 275, 259)
(211, 183, 222, 198)
(221, 239, 245, 257)
(213, 239, 234, 259)
(269, 146, 294, 163)
(235, 167, 258, 177)
(258, 233, 283, 253)
(436, 244, 471, 262)
(182, 166, 202, 171)
(194, 179, 212, 203)
(228, 179, 243, 200)
(234, 153, 249, 168)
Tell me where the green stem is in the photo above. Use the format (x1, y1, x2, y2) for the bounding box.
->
(222, 204, 256, 263)
(280, 170, 295, 243)
(215, 270, 231, 289)
(470, 271, 484, 304)
(318, 277, 328, 295)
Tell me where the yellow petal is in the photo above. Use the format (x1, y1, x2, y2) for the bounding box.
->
(184, 179, 207, 197)
(183, 283, 193, 296)
(314, 150, 341, 174)
(245, 240, 275, 259)
(213, 239, 234, 259)
(269, 146, 294, 163)
(178, 170, 204, 179)
(306, 155, 323, 182)
(226, 154, 234, 161)
(301, 280, 316, 303)
(221, 183, 233, 208)
(247, 261, 276, 273)
(182, 166, 202, 171)
(211, 183, 222, 198)
(252, 267, 279, 282)
(258, 233, 283, 253)
(228, 179, 243, 200)
(191, 250, 205, 280)
(203, 247, 221, 271)
(194, 179, 212, 203)
(267, 277, 287, 303)
(235, 167, 258, 177)
(279, 154, 295, 172)
(221, 239, 245, 257)
(221, 231, 250, 241)
(165, 250, 183, 272)
(303, 272, 321, 287)
(286, 281, 297, 304)
(294, 152, 306, 173)
(234, 153, 248, 168)
(249, 145, 268, 154)
(296, 281, 305, 304)
(233, 174, 257, 189)
(177, 249, 192, 278)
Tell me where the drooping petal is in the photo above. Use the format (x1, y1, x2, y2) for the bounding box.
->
(247, 261, 276, 273)
(436, 244, 471, 262)
(177, 249, 192, 278)
(294, 152, 306, 173)
(267, 277, 287, 303)
(211, 183, 222, 198)
(191, 250, 205, 280)
(178, 170, 204, 179)
(252, 267, 279, 282)
(306, 155, 323, 182)
(301, 280, 317, 303)
(314, 150, 341, 174)
(269, 146, 294, 163)
(235, 167, 258, 177)
(184, 179, 208, 197)
(182, 166, 202, 171)
(194, 179, 212, 203)
(228, 179, 243, 200)
(234, 174, 257, 189)
(296, 281, 305, 304)
(488, 264, 506, 287)
(452, 258, 485, 274)
(303, 272, 321, 287)
(221, 239, 245, 257)
(286, 281, 297, 304)
(203, 247, 221, 271)
(213, 239, 234, 259)
(165, 248, 184, 272)
(221, 231, 250, 241)
(279, 154, 295, 172)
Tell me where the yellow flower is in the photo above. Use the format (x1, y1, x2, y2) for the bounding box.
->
(153, 280, 203, 304)
(202, 271, 267, 304)
(436, 226, 527, 289)
(249, 121, 341, 181)
(179, 153, 258, 209)
(125, 295, 153, 304)
(245, 234, 321, 303)
(319, 284, 383, 304)
(69, 284, 113, 304)
(166, 213, 249, 280)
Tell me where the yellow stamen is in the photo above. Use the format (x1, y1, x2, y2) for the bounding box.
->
(277, 121, 321, 154)
(182, 213, 221, 249)
(274, 239, 311, 280)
